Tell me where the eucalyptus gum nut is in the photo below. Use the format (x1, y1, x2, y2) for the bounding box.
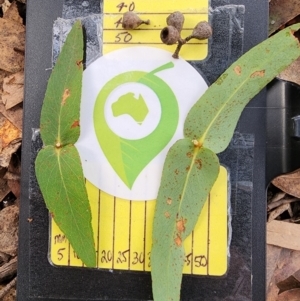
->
(166, 11, 184, 33)
(160, 26, 180, 45)
(122, 11, 150, 29)
(192, 21, 212, 39)
(185, 21, 212, 43)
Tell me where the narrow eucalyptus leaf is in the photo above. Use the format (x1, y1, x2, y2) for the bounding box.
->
(40, 20, 83, 146)
(35, 21, 96, 267)
(35, 145, 96, 267)
(184, 24, 300, 153)
(151, 138, 219, 301)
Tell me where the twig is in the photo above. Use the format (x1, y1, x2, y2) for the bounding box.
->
(267, 197, 299, 211)
(0, 277, 17, 300)
(0, 257, 17, 281)
(268, 203, 292, 222)
(268, 191, 286, 204)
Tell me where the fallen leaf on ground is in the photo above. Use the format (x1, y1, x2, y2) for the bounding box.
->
(278, 57, 300, 86)
(0, 69, 10, 91)
(277, 269, 300, 294)
(2, 71, 24, 110)
(0, 113, 21, 148)
(267, 245, 282, 288)
(275, 249, 300, 283)
(272, 169, 300, 198)
(269, 0, 300, 35)
(268, 203, 292, 222)
(1, 0, 11, 13)
(0, 18, 25, 73)
(0, 138, 21, 169)
(0, 205, 19, 257)
(0, 103, 22, 130)
(3, 1, 22, 24)
(0, 176, 10, 203)
(277, 288, 300, 301)
(267, 220, 300, 251)
(4, 151, 21, 198)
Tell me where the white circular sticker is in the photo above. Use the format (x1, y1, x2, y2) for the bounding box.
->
(76, 46, 207, 201)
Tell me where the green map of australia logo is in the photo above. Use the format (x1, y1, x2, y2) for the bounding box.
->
(112, 92, 149, 125)
(94, 62, 179, 189)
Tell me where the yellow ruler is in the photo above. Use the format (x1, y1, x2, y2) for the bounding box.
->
(50, 0, 228, 276)
(102, 0, 209, 60)
(50, 166, 228, 276)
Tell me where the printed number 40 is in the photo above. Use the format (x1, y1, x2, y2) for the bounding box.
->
(116, 2, 135, 12)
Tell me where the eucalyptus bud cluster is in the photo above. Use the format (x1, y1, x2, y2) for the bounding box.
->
(160, 11, 212, 58)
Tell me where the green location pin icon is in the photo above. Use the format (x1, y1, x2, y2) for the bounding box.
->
(94, 62, 179, 189)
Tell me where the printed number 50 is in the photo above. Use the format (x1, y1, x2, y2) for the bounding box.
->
(115, 32, 133, 43)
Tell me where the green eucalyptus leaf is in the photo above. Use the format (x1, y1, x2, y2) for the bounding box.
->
(151, 138, 219, 301)
(40, 21, 83, 146)
(35, 21, 96, 267)
(152, 24, 300, 301)
(184, 24, 300, 153)
(35, 145, 96, 267)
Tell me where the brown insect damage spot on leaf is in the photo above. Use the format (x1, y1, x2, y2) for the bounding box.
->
(176, 218, 187, 233)
(164, 211, 171, 218)
(174, 234, 182, 246)
(250, 70, 265, 78)
(62, 88, 71, 105)
(234, 65, 242, 75)
(186, 152, 193, 158)
(71, 120, 80, 128)
(76, 60, 83, 68)
(194, 158, 202, 170)
(167, 197, 172, 205)
(215, 73, 228, 85)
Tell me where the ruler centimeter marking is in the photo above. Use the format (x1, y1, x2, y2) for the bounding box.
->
(50, 166, 228, 276)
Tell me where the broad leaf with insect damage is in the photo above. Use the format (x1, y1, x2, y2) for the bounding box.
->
(151, 24, 300, 301)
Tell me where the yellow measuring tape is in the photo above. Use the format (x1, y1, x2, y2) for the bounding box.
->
(50, 167, 228, 276)
(50, 0, 228, 277)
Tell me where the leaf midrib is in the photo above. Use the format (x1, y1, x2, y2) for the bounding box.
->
(57, 38, 77, 145)
(56, 148, 86, 253)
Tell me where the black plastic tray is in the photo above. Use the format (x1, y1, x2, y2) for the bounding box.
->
(18, 0, 268, 300)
